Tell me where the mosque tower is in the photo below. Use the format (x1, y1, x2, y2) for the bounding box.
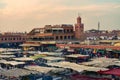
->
(75, 15, 84, 40)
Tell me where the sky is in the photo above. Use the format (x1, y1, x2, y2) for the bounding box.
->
(0, 0, 120, 32)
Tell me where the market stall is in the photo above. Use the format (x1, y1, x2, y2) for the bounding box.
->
(65, 54, 89, 63)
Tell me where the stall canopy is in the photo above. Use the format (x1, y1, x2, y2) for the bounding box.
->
(55, 49, 64, 52)
(0, 68, 37, 77)
(47, 61, 107, 72)
(0, 60, 25, 66)
(70, 74, 111, 80)
(98, 68, 120, 76)
(41, 57, 64, 61)
(0, 55, 15, 58)
(114, 43, 120, 46)
(13, 57, 34, 61)
(24, 65, 58, 73)
(65, 54, 89, 58)
(20, 43, 40, 47)
(113, 50, 120, 54)
(80, 57, 119, 68)
(40, 52, 63, 57)
(1, 52, 15, 55)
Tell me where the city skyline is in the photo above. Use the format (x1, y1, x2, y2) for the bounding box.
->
(0, 0, 120, 32)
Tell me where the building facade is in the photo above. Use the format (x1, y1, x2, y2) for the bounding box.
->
(85, 29, 120, 40)
(0, 32, 27, 48)
(28, 16, 84, 42)
(28, 24, 75, 42)
(75, 16, 84, 40)
(22, 16, 85, 51)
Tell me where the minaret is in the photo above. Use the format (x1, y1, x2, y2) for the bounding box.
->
(77, 16, 81, 24)
(98, 22, 100, 31)
(75, 15, 84, 40)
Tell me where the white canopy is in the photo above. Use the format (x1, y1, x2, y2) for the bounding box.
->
(65, 54, 89, 58)
(0, 48, 6, 52)
(0, 60, 25, 65)
(52, 28, 63, 30)
(25, 66, 58, 73)
(42, 57, 64, 61)
(1, 52, 15, 55)
(47, 61, 108, 72)
(81, 57, 119, 68)
(13, 57, 34, 61)
(0, 55, 15, 58)
(0, 68, 37, 77)
(41, 52, 62, 56)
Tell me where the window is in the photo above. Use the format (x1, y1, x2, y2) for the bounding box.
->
(64, 30, 66, 33)
(67, 29, 69, 33)
(56, 36, 58, 40)
(5, 38, 7, 41)
(8, 38, 10, 40)
(64, 36, 67, 39)
(60, 36, 63, 40)
(13, 38, 16, 40)
(16, 38, 19, 40)
(71, 36, 74, 39)
(68, 36, 70, 39)
(71, 29, 73, 32)
(19, 38, 21, 40)
(1, 38, 3, 41)
(23, 38, 25, 40)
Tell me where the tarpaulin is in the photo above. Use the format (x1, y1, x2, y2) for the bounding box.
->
(70, 74, 111, 80)
(98, 68, 120, 76)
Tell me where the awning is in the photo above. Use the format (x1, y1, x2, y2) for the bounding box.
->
(114, 43, 120, 46)
(40, 41, 56, 44)
(47, 61, 107, 72)
(41, 57, 64, 61)
(1, 52, 15, 55)
(65, 54, 89, 58)
(55, 49, 64, 52)
(0, 68, 37, 77)
(0, 60, 25, 65)
(0, 48, 7, 52)
(106, 48, 112, 51)
(113, 50, 120, 54)
(24, 66, 57, 73)
(20, 43, 40, 47)
(34, 33, 53, 37)
(98, 68, 120, 76)
(70, 74, 110, 80)
(52, 28, 63, 30)
(0, 55, 15, 58)
(13, 57, 34, 61)
(67, 49, 74, 52)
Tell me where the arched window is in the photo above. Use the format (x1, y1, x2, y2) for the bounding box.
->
(56, 36, 58, 40)
(71, 29, 73, 32)
(68, 36, 70, 39)
(67, 29, 69, 33)
(13, 38, 16, 40)
(60, 36, 63, 40)
(5, 38, 7, 41)
(64, 36, 67, 40)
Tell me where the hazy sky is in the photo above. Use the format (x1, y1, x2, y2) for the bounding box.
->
(0, 0, 120, 32)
